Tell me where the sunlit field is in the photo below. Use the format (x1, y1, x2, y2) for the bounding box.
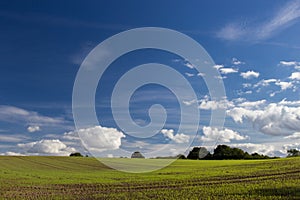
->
(0, 156, 299, 199)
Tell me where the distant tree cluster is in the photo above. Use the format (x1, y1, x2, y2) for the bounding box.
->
(131, 151, 145, 158)
(69, 152, 83, 157)
(287, 149, 300, 157)
(187, 145, 275, 160)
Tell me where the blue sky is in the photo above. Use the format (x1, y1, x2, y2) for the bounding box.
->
(1, 0, 300, 157)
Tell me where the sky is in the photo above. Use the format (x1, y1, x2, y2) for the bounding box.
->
(1, 0, 300, 158)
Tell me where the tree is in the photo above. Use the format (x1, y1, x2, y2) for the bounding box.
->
(213, 145, 233, 159)
(186, 145, 273, 160)
(177, 154, 186, 159)
(131, 151, 145, 158)
(70, 152, 83, 157)
(230, 147, 246, 159)
(287, 149, 300, 157)
(187, 147, 210, 160)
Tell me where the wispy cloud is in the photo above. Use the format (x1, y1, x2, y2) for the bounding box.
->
(217, 0, 300, 41)
(0, 105, 69, 127)
(0, 134, 29, 143)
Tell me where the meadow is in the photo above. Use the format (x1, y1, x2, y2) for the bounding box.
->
(0, 156, 299, 199)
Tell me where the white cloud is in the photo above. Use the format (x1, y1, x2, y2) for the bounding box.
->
(182, 99, 197, 106)
(0, 151, 25, 156)
(233, 97, 246, 103)
(289, 72, 300, 80)
(240, 70, 260, 79)
(279, 60, 299, 66)
(199, 99, 234, 110)
(257, 0, 300, 39)
(282, 143, 300, 151)
(185, 72, 195, 77)
(216, 23, 246, 41)
(0, 105, 66, 126)
(161, 129, 190, 144)
(242, 83, 252, 88)
(201, 126, 248, 143)
(0, 134, 28, 143)
(227, 103, 300, 136)
(73, 126, 125, 152)
(284, 132, 300, 139)
(27, 125, 41, 133)
(184, 62, 195, 69)
(219, 68, 238, 74)
(231, 143, 275, 156)
(18, 139, 75, 156)
(238, 99, 266, 108)
(63, 131, 81, 141)
(275, 81, 293, 90)
(213, 64, 224, 70)
(217, 1, 300, 41)
(279, 98, 300, 106)
(254, 79, 277, 88)
(197, 72, 205, 77)
(232, 57, 244, 65)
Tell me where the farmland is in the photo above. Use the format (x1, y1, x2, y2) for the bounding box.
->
(0, 156, 299, 199)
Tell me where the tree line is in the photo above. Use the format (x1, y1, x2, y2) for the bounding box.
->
(185, 145, 276, 160)
(69, 145, 300, 159)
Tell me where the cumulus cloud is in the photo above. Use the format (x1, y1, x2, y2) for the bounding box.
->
(182, 99, 197, 106)
(289, 72, 300, 80)
(213, 64, 224, 70)
(199, 98, 234, 110)
(201, 126, 248, 143)
(275, 81, 293, 91)
(240, 70, 260, 79)
(237, 100, 266, 108)
(219, 68, 238, 74)
(63, 131, 81, 141)
(232, 57, 244, 65)
(0, 151, 25, 156)
(282, 143, 300, 151)
(227, 103, 300, 136)
(231, 143, 275, 156)
(161, 129, 190, 144)
(254, 79, 277, 88)
(284, 132, 300, 139)
(18, 139, 75, 156)
(71, 126, 125, 152)
(27, 125, 41, 133)
(279, 98, 300, 106)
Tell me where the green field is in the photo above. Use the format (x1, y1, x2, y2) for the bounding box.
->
(0, 156, 299, 199)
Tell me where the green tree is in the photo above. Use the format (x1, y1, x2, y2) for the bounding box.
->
(131, 151, 145, 158)
(187, 147, 210, 159)
(69, 152, 83, 157)
(287, 149, 300, 157)
(213, 145, 233, 159)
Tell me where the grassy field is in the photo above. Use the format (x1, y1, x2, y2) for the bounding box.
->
(0, 156, 299, 199)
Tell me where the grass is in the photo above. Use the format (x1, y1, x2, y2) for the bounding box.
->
(0, 156, 299, 199)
